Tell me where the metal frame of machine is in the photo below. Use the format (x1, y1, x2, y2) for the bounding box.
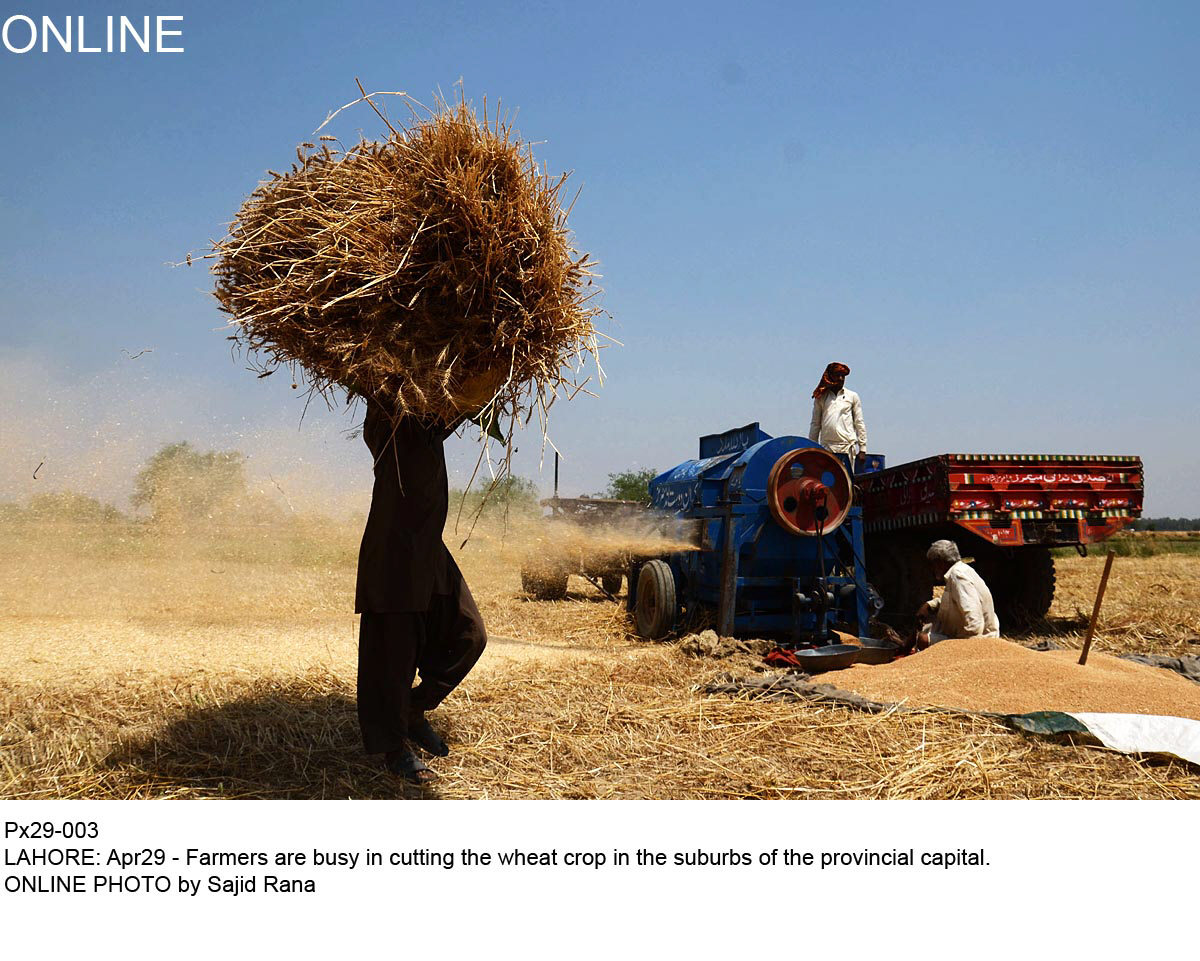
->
(527, 423, 1144, 643)
(627, 423, 876, 645)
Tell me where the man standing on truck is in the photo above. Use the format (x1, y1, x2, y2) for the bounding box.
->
(915, 539, 1000, 646)
(808, 362, 868, 472)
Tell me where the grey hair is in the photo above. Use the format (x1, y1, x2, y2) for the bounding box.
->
(926, 539, 961, 565)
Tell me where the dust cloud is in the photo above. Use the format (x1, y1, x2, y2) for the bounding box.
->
(0, 348, 689, 632)
(0, 348, 372, 521)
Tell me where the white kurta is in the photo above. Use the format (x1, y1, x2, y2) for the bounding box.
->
(808, 388, 867, 455)
(928, 561, 1000, 642)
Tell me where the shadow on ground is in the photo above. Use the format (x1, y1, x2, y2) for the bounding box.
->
(1031, 615, 1091, 636)
(103, 687, 441, 799)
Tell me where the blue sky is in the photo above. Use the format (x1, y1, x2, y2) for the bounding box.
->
(1, 1, 1197, 514)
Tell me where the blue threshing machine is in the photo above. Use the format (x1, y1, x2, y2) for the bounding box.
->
(628, 423, 882, 644)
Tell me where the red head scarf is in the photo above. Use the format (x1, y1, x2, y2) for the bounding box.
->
(812, 362, 850, 399)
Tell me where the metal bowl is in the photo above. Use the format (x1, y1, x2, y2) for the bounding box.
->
(793, 644, 861, 673)
(855, 637, 901, 665)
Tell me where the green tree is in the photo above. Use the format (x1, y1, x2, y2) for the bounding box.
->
(27, 491, 125, 524)
(603, 467, 658, 504)
(452, 475, 541, 517)
(132, 442, 247, 524)
(1134, 517, 1200, 531)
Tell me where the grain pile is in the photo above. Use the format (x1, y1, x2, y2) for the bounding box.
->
(820, 637, 1200, 719)
(212, 90, 601, 432)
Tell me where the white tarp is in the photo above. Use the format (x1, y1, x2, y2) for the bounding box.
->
(1067, 713, 1200, 766)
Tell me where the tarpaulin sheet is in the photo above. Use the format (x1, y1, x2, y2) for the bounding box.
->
(1118, 654, 1200, 685)
(1005, 711, 1200, 765)
(1065, 712, 1200, 766)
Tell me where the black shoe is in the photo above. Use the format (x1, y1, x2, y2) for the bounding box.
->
(407, 714, 450, 757)
(385, 749, 436, 784)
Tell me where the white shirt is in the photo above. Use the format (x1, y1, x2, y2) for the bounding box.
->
(808, 388, 867, 455)
(928, 561, 1001, 641)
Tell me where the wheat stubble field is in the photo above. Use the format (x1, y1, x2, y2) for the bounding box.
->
(2, 517, 1198, 800)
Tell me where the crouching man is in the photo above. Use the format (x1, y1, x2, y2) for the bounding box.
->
(915, 539, 1000, 647)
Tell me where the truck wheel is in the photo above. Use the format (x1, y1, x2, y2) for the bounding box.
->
(635, 559, 676, 640)
(996, 548, 1056, 631)
(869, 541, 929, 623)
(602, 573, 622, 597)
(521, 566, 569, 601)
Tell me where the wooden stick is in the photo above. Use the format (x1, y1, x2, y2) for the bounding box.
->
(1078, 551, 1116, 666)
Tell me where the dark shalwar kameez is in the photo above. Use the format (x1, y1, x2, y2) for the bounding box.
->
(354, 402, 486, 756)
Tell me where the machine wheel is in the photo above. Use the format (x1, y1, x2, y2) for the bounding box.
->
(635, 559, 677, 640)
(766, 446, 853, 536)
(601, 573, 623, 597)
(868, 539, 930, 624)
(990, 548, 1056, 632)
(521, 565, 569, 601)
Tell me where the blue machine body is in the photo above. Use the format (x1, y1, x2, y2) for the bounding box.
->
(643, 423, 875, 641)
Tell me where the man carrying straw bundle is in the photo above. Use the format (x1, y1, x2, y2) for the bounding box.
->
(354, 371, 500, 783)
(210, 88, 603, 785)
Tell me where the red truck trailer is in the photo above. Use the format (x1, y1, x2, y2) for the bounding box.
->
(858, 453, 1143, 629)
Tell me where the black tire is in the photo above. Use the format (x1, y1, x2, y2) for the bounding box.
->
(635, 559, 676, 639)
(521, 566, 569, 601)
(994, 548, 1056, 632)
(601, 573, 622, 597)
(868, 539, 930, 623)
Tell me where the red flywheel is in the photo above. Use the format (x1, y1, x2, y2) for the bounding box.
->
(766, 447, 853, 536)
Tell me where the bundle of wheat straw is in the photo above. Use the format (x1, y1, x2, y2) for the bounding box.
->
(211, 89, 601, 433)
